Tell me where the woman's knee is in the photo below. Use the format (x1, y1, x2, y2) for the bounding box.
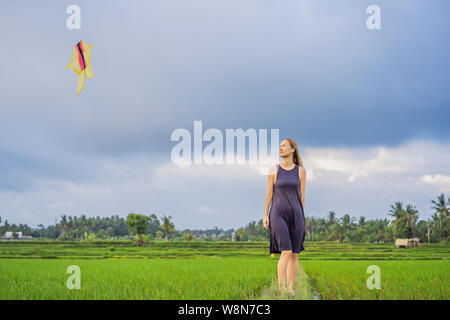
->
(281, 250, 292, 258)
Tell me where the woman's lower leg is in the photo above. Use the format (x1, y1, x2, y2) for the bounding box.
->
(278, 250, 292, 292)
(287, 253, 298, 291)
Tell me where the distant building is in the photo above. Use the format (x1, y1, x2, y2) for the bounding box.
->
(395, 237, 420, 248)
(408, 237, 420, 247)
(1, 231, 33, 240)
(5, 231, 22, 239)
(395, 238, 408, 248)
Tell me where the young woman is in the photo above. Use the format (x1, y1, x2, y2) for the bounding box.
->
(263, 138, 306, 296)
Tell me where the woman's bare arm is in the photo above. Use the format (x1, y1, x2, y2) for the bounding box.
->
(264, 173, 274, 218)
(263, 166, 276, 228)
(299, 167, 306, 209)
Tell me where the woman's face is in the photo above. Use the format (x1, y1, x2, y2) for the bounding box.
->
(279, 139, 294, 158)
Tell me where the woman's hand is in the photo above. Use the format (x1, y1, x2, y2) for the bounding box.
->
(263, 215, 270, 230)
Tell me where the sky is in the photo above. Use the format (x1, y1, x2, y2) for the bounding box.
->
(0, 0, 449, 230)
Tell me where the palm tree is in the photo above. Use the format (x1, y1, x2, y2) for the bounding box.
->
(404, 204, 419, 237)
(307, 217, 312, 240)
(358, 216, 366, 229)
(37, 224, 44, 238)
(388, 201, 405, 236)
(59, 215, 69, 240)
(306, 217, 317, 241)
(375, 219, 388, 242)
(327, 211, 336, 226)
(431, 194, 449, 239)
(328, 222, 344, 242)
(426, 220, 432, 244)
(3, 219, 9, 230)
(339, 214, 355, 234)
(246, 221, 257, 239)
(160, 215, 176, 241)
(235, 228, 247, 241)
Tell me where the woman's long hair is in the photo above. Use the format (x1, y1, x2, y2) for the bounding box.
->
(284, 138, 304, 168)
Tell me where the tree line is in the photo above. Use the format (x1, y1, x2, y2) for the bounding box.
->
(236, 194, 449, 244)
(0, 193, 448, 244)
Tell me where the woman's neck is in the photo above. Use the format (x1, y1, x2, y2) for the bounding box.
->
(280, 158, 295, 170)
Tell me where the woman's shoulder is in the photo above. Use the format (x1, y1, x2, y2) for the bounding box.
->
(298, 166, 306, 176)
(268, 164, 279, 175)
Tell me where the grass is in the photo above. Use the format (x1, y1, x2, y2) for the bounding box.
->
(257, 264, 315, 300)
(1, 240, 448, 260)
(301, 260, 450, 300)
(1, 240, 448, 300)
(0, 257, 277, 300)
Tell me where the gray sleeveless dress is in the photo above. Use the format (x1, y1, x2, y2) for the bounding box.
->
(269, 164, 306, 254)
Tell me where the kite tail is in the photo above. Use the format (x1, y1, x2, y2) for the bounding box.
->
(77, 70, 86, 95)
(85, 64, 95, 79)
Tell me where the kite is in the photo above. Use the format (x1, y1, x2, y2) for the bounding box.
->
(66, 40, 94, 95)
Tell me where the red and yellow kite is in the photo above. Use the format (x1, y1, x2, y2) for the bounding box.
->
(66, 40, 94, 95)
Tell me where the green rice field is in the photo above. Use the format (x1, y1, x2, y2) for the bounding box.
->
(0, 240, 448, 300)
